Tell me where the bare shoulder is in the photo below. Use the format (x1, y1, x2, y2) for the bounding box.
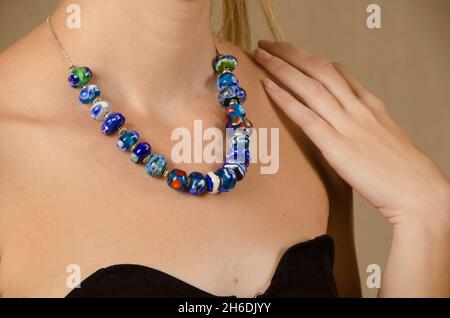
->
(0, 22, 68, 122)
(0, 22, 80, 293)
(0, 22, 69, 229)
(0, 21, 72, 170)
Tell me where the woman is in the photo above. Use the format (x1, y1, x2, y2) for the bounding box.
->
(0, 0, 448, 298)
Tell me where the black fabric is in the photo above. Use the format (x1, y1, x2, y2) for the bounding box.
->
(66, 235, 338, 298)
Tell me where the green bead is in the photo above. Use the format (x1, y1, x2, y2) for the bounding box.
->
(213, 55, 238, 74)
(68, 66, 93, 88)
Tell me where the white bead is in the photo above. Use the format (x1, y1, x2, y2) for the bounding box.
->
(90, 101, 111, 121)
(206, 172, 221, 194)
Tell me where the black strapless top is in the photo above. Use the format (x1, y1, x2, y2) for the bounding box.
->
(66, 235, 337, 298)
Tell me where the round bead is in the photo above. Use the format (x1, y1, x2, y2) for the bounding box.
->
(117, 130, 139, 151)
(187, 172, 206, 196)
(101, 113, 125, 136)
(224, 162, 247, 181)
(225, 116, 244, 129)
(79, 84, 100, 104)
(226, 117, 253, 136)
(225, 103, 245, 120)
(213, 55, 238, 73)
(167, 169, 189, 191)
(90, 101, 111, 120)
(205, 172, 222, 194)
(131, 142, 151, 164)
(215, 168, 237, 192)
(217, 72, 238, 91)
(230, 134, 250, 150)
(226, 147, 251, 167)
(218, 85, 247, 106)
(68, 66, 92, 88)
(145, 153, 168, 177)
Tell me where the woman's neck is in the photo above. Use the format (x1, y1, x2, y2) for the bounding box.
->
(50, 0, 217, 112)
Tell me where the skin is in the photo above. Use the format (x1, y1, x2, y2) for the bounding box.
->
(1, 0, 447, 300)
(0, 0, 360, 297)
(255, 42, 450, 297)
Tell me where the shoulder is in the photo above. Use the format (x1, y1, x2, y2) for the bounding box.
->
(0, 22, 68, 122)
(0, 22, 71, 213)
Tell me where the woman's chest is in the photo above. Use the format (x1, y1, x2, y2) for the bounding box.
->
(0, 115, 329, 297)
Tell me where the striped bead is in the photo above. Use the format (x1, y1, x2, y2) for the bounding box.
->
(90, 101, 111, 120)
(224, 162, 247, 181)
(131, 142, 151, 164)
(167, 169, 188, 191)
(230, 134, 250, 150)
(79, 84, 100, 104)
(205, 171, 221, 194)
(226, 147, 251, 167)
(215, 168, 237, 192)
(117, 130, 139, 151)
(101, 113, 125, 135)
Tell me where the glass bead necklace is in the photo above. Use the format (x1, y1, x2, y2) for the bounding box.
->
(47, 15, 253, 196)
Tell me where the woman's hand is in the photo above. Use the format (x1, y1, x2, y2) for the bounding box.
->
(254, 40, 449, 226)
(254, 40, 450, 297)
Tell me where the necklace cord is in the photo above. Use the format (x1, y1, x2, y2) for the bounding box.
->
(46, 15, 75, 69)
(47, 14, 222, 69)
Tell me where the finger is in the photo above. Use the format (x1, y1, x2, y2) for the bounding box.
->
(332, 62, 384, 113)
(333, 63, 411, 141)
(254, 47, 351, 133)
(258, 40, 361, 111)
(262, 77, 340, 152)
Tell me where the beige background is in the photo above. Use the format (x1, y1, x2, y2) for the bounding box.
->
(1, 0, 449, 298)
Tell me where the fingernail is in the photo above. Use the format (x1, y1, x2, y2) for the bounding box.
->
(258, 39, 274, 47)
(254, 48, 272, 60)
(263, 78, 279, 91)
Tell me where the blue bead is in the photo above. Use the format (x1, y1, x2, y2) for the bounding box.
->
(230, 134, 250, 150)
(225, 117, 253, 136)
(101, 113, 125, 135)
(187, 172, 206, 196)
(205, 171, 221, 194)
(225, 103, 245, 120)
(225, 116, 244, 129)
(79, 84, 100, 104)
(117, 130, 139, 151)
(215, 168, 237, 192)
(167, 169, 188, 191)
(131, 142, 151, 164)
(218, 85, 247, 106)
(224, 162, 247, 181)
(68, 74, 79, 88)
(217, 72, 238, 90)
(145, 153, 168, 177)
(90, 101, 111, 120)
(226, 147, 251, 167)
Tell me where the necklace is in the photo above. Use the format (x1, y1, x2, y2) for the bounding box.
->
(46, 16, 253, 196)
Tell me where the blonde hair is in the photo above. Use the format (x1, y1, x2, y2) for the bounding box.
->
(220, 0, 283, 50)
